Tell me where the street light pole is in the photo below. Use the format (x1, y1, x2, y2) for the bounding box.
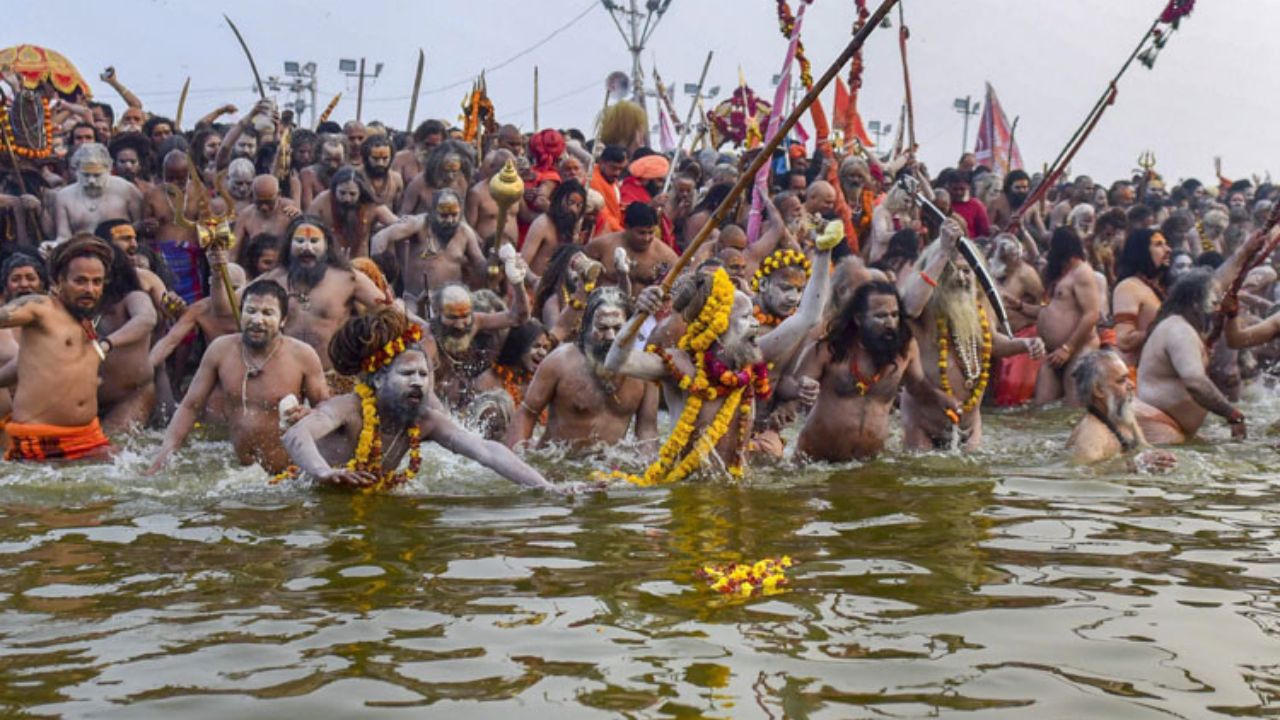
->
(603, 0, 673, 139)
(954, 95, 981, 155)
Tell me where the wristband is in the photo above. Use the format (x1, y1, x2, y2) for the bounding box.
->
(100, 338, 114, 355)
(920, 271, 937, 288)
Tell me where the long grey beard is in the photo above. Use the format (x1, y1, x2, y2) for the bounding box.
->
(932, 284, 982, 346)
(719, 337, 763, 369)
(1107, 393, 1139, 435)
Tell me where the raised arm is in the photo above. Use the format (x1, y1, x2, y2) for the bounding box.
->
(761, 244, 834, 364)
(604, 286, 669, 381)
(100, 67, 143, 110)
(902, 219, 962, 320)
(1226, 312, 1280, 350)
(0, 294, 49, 329)
(149, 304, 200, 367)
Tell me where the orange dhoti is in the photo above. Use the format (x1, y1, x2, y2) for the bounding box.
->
(993, 326, 1043, 407)
(5, 418, 110, 461)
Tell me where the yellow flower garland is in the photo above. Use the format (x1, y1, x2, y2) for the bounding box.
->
(349, 382, 423, 492)
(936, 305, 993, 416)
(600, 269, 747, 486)
(751, 248, 812, 292)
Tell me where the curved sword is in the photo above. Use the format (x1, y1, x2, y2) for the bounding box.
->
(912, 186, 1015, 338)
(223, 15, 266, 99)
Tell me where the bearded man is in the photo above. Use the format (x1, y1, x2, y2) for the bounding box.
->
(520, 179, 586, 277)
(585, 203, 678, 296)
(299, 136, 345, 209)
(400, 140, 475, 216)
(259, 215, 388, 381)
(93, 243, 159, 431)
(139, 150, 205, 303)
(54, 143, 143, 244)
(234, 175, 299, 253)
(0, 236, 114, 461)
(371, 188, 486, 301)
(1112, 228, 1173, 371)
(797, 281, 952, 461)
(150, 281, 328, 474)
(987, 169, 1030, 231)
(430, 280, 529, 409)
(361, 135, 403, 209)
(225, 158, 255, 213)
(1067, 348, 1175, 470)
(508, 287, 658, 453)
(899, 220, 1045, 450)
(1035, 227, 1101, 405)
(465, 149, 520, 247)
(283, 307, 559, 492)
(307, 167, 397, 259)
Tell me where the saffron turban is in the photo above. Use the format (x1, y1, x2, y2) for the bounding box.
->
(628, 155, 669, 181)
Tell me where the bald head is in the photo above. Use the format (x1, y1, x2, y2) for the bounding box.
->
(252, 175, 280, 211)
(805, 180, 836, 216)
(162, 149, 189, 183)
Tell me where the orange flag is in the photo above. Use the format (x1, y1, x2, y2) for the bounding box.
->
(832, 77, 850, 130)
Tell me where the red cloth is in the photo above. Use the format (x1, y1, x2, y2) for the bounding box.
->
(591, 166, 623, 236)
(993, 325, 1042, 407)
(618, 178, 676, 250)
(951, 198, 991, 238)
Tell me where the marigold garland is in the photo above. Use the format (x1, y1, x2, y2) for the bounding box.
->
(0, 96, 53, 160)
(751, 248, 812, 292)
(936, 305, 993, 417)
(753, 306, 784, 328)
(600, 269, 771, 486)
(362, 323, 425, 374)
(349, 382, 422, 493)
(698, 556, 794, 597)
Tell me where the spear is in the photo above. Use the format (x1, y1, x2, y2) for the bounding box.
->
(659, 50, 713, 198)
(174, 77, 190, 130)
(617, 0, 901, 348)
(406, 49, 424, 134)
(532, 66, 539, 132)
(896, 0, 916, 151)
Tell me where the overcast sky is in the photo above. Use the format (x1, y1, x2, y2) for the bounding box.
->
(12, 1, 1276, 184)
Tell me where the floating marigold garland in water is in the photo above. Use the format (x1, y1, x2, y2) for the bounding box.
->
(698, 556, 794, 597)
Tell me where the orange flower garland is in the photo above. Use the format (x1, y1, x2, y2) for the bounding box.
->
(0, 96, 53, 160)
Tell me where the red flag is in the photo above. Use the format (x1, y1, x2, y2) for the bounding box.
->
(973, 81, 1023, 175)
(832, 77, 850, 131)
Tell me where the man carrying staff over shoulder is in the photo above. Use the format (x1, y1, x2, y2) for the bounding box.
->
(0, 235, 114, 461)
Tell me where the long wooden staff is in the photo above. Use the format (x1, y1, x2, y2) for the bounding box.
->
(618, 0, 900, 347)
(406, 50, 424, 134)
(896, 1, 916, 151)
(532, 66, 539, 132)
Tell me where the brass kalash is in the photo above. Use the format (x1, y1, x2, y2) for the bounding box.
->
(187, 158, 241, 329)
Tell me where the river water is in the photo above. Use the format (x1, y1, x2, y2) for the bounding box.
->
(1, 396, 1278, 718)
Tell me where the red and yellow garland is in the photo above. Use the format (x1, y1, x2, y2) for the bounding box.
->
(350, 382, 422, 493)
(751, 248, 812, 292)
(362, 323, 425, 374)
(0, 95, 53, 160)
(775, 1, 815, 90)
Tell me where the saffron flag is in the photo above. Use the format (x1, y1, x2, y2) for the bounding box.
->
(974, 81, 1023, 175)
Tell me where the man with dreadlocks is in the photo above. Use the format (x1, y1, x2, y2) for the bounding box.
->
(400, 140, 475, 216)
(900, 219, 1046, 450)
(521, 179, 587, 278)
(307, 167, 397, 260)
(283, 307, 559, 492)
(796, 279, 956, 461)
(508, 287, 658, 454)
(602, 229, 837, 484)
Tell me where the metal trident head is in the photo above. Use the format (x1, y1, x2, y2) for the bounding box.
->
(1138, 150, 1157, 172)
